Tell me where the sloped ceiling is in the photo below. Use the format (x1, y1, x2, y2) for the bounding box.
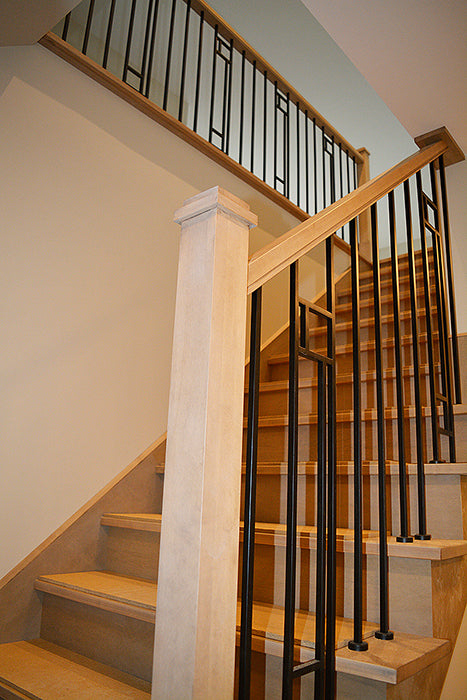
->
(0, 1, 81, 46)
(301, 0, 467, 154)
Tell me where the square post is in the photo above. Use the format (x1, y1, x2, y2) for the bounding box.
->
(152, 187, 257, 699)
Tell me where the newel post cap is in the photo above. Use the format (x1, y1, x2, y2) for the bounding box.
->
(174, 186, 258, 228)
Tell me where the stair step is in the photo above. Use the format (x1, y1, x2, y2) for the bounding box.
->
(0, 639, 150, 699)
(335, 284, 436, 314)
(241, 461, 467, 477)
(307, 306, 437, 338)
(101, 513, 467, 561)
(336, 271, 431, 300)
(35, 571, 157, 623)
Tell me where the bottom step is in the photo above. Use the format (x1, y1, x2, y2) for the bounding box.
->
(0, 640, 150, 700)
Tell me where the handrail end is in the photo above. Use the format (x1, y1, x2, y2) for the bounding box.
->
(415, 127, 465, 167)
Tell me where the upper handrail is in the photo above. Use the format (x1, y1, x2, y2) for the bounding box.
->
(247, 140, 447, 293)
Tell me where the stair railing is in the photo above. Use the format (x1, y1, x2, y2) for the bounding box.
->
(43, 0, 365, 234)
(240, 127, 463, 699)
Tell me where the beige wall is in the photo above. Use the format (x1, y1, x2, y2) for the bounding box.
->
(0, 43, 314, 578)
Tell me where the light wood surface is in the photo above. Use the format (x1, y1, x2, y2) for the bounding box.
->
(414, 126, 465, 167)
(0, 640, 150, 699)
(357, 147, 372, 261)
(152, 188, 254, 699)
(247, 141, 447, 293)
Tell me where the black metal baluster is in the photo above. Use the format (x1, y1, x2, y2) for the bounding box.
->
(136, 0, 155, 94)
(313, 118, 317, 214)
(285, 93, 290, 199)
(102, 0, 117, 69)
(239, 51, 246, 165)
(62, 12, 71, 41)
(192, 10, 204, 132)
(416, 170, 441, 462)
(429, 163, 456, 463)
(339, 145, 344, 239)
(208, 25, 219, 143)
(144, 0, 160, 98)
(263, 70, 267, 182)
(305, 111, 310, 214)
(163, 0, 177, 111)
(225, 38, 234, 154)
(273, 82, 278, 190)
(322, 128, 327, 210)
(330, 136, 335, 204)
(178, 0, 191, 121)
(371, 204, 394, 640)
(353, 157, 357, 190)
(239, 288, 262, 699)
(314, 359, 326, 700)
(348, 217, 369, 652)
(404, 180, 430, 540)
(388, 190, 413, 543)
(346, 150, 351, 195)
(325, 234, 337, 697)
(439, 155, 462, 404)
(296, 101, 300, 209)
(123, 0, 138, 83)
(82, 0, 95, 55)
(282, 262, 299, 699)
(250, 61, 257, 171)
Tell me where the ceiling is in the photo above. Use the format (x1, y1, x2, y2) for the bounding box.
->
(300, 0, 467, 155)
(0, 1, 81, 46)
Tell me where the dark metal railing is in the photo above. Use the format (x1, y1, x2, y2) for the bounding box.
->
(54, 0, 362, 235)
(240, 149, 460, 698)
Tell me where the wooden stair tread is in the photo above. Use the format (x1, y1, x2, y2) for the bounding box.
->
(35, 571, 157, 622)
(100, 514, 467, 560)
(335, 285, 436, 314)
(305, 306, 438, 337)
(0, 640, 150, 699)
(101, 513, 162, 532)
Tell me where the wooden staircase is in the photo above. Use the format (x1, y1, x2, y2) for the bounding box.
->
(0, 249, 466, 699)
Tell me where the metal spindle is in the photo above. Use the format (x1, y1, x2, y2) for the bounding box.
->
(144, 0, 160, 97)
(263, 70, 267, 182)
(388, 190, 413, 542)
(163, 0, 177, 111)
(273, 82, 278, 190)
(178, 0, 191, 121)
(305, 111, 310, 214)
(225, 38, 234, 154)
(250, 61, 257, 171)
(192, 10, 204, 132)
(285, 93, 290, 199)
(439, 155, 462, 404)
(82, 0, 95, 55)
(239, 51, 246, 165)
(325, 235, 337, 697)
(371, 204, 394, 639)
(313, 118, 317, 214)
(62, 12, 71, 41)
(282, 262, 300, 699)
(403, 180, 430, 540)
(296, 101, 300, 208)
(322, 128, 327, 210)
(348, 217, 369, 652)
(314, 360, 326, 700)
(416, 170, 441, 462)
(123, 0, 138, 83)
(239, 288, 262, 699)
(102, 0, 117, 69)
(208, 25, 219, 143)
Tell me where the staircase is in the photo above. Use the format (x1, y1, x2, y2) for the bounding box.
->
(0, 246, 466, 699)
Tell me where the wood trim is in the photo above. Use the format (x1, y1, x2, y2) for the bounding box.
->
(247, 141, 447, 293)
(0, 434, 166, 590)
(39, 32, 315, 224)
(415, 126, 465, 167)
(183, 0, 362, 163)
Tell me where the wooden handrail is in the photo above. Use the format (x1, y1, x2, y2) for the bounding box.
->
(247, 140, 447, 294)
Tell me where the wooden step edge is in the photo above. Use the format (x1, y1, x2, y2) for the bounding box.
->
(335, 285, 437, 312)
(245, 364, 437, 393)
(267, 331, 441, 364)
(246, 403, 467, 427)
(35, 572, 156, 623)
(335, 632, 450, 685)
(238, 523, 467, 560)
(101, 513, 161, 532)
(153, 462, 467, 477)
(0, 640, 151, 699)
(337, 271, 431, 297)
(308, 305, 438, 336)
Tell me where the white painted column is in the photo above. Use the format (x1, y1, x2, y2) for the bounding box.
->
(152, 187, 257, 699)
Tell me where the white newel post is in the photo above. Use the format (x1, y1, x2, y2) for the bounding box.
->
(152, 187, 257, 699)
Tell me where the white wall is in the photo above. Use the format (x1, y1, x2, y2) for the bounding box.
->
(0, 42, 306, 578)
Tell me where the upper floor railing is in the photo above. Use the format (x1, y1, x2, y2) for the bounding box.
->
(46, 0, 364, 239)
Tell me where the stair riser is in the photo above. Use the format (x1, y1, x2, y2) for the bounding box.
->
(241, 473, 465, 538)
(103, 527, 159, 582)
(243, 415, 441, 464)
(335, 291, 437, 324)
(239, 544, 434, 637)
(39, 594, 155, 682)
(308, 313, 433, 348)
(268, 341, 440, 380)
(338, 278, 434, 305)
(247, 373, 435, 415)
